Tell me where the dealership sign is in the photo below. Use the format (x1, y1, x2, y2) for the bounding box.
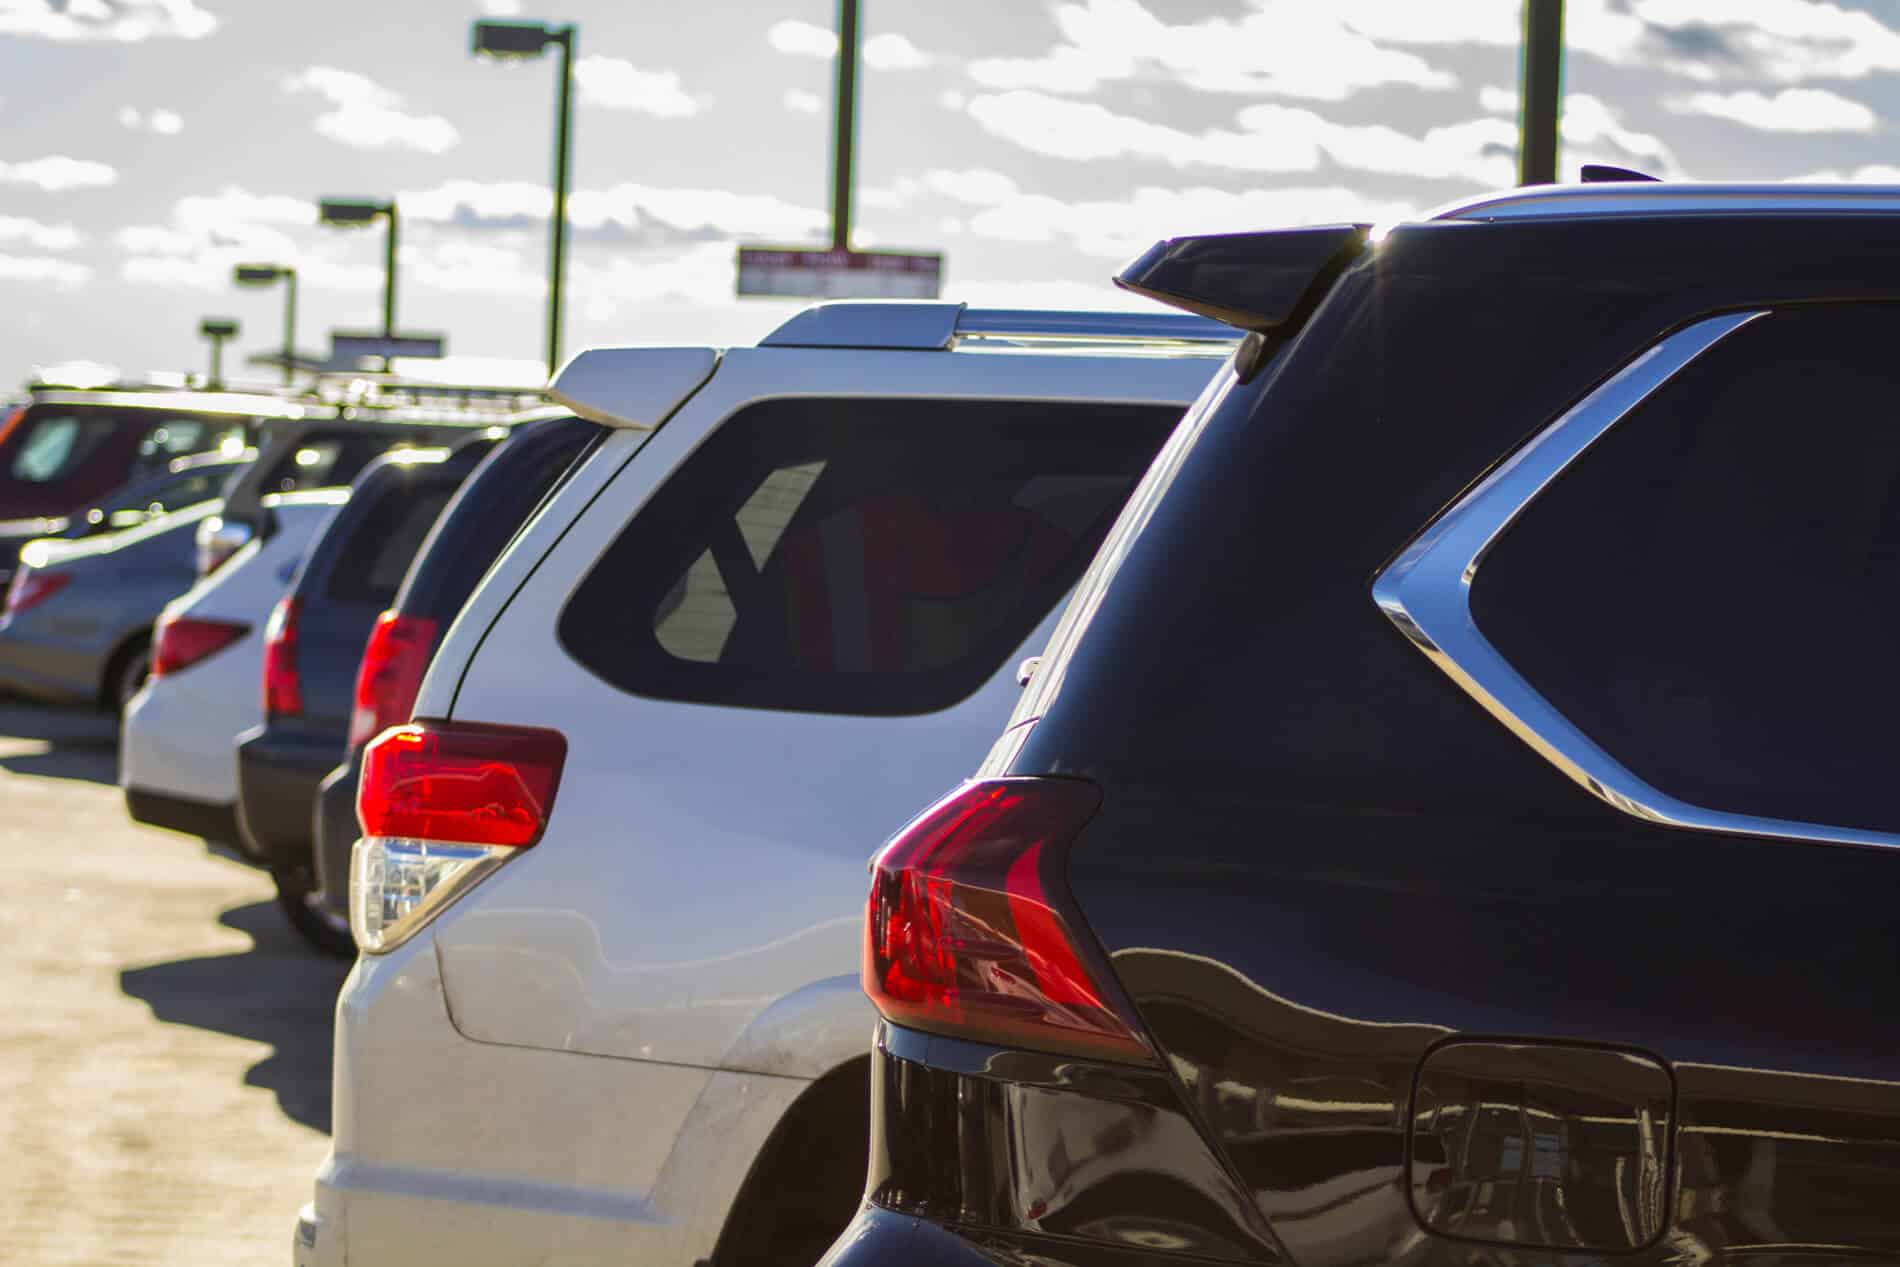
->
(737, 246, 943, 300)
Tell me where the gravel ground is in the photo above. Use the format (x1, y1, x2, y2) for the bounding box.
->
(0, 700, 347, 1267)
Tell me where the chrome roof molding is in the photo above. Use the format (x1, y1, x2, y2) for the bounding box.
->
(1430, 182, 1900, 223)
(1373, 310, 1900, 850)
(759, 301, 1239, 351)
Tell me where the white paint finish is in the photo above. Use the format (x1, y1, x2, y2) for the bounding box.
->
(432, 343, 1222, 1070)
(119, 494, 343, 804)
(309, 928, 773, 1267)
(548, 346, 719, 430)
(411, 424, 652, 722)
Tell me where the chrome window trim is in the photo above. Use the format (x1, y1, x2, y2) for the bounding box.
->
(1373, 310, 1900, 850)
(1429, 182, 1900, 223)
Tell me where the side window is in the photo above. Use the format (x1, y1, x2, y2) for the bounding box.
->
(1469, 305, 1900, 834)
(262, 438, 346, 492)
(560, 397, 1181, 716)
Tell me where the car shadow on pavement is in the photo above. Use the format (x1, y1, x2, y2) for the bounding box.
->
(119, 900, 351, 1133)
(0, 700, 119, 786)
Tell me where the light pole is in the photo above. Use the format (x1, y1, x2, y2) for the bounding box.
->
(233, 263, 298, 386)
(472, 17, 576, 378)
(199, 318, 239, 390)
(831, 0, 860, 250)
(1518, 0, 1565, 185)
(318, 198, 399, 337)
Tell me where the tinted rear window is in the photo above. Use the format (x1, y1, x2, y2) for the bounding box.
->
(325, 485, 456, 606)
(559, 397, 1179, 716)
(5, 413, 116, 484)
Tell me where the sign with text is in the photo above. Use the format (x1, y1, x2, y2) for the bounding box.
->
(737, 246, 943, 300)
(330, 331, 447, 364)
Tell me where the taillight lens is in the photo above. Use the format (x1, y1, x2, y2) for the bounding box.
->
(864, 778, 1154, 1065)
(351, 721, 568, 953)
(3, 567, 68, 617)
(262, 597, 303, 717)
(348, 611, 439, 749)
(151, 613, 249, 677)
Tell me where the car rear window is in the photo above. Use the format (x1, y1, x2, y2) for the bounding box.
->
(6, 413, 116, 484)
(559, 397, 1180, 716)
(325, 484, 457, 606)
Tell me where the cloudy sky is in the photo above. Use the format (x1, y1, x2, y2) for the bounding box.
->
(5, 0, 1900, 387)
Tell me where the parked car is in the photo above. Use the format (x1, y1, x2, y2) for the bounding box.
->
(121, 489, 350, 852)
(293, 302, 1238, 1267)
(0, 498, 227, 710)
(305, 414, 596, 950)
(0, 448, 253, 591)
(831, 184, 1900, 1267)
(194, 409, 511, 578)
(0, 387, 307, 520)
(236, 434, 506, 953)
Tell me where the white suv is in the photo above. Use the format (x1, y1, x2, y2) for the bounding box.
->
(297, 303, 1235, 1267)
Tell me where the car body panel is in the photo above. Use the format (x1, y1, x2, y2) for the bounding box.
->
(865, 213, 1900, 1267)
(121, 492, 346, 819)
(431, 346, 1223, 1069)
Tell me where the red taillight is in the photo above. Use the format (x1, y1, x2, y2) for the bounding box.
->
(358, 721, 567, 848)
(3, 568, 68, 617)
(348, 611, 439, 749)
(864, 778, 1154, 1065)
(151, 613, 249, 678)
(262, 597, 303, 717)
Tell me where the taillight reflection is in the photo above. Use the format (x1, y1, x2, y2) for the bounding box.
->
(262, 597, 303, 717)
(151, 614, 249, 678)
(864, 778, 1155, 1065)
(3, 568, 69, 618)
(348, 611, 439, 749)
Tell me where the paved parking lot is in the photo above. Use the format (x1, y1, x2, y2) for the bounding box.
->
(0, 700, 345, 1266)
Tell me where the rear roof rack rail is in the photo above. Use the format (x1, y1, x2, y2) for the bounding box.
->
(1430, 181, 1900, 222)
(759, 302, 1240, 351)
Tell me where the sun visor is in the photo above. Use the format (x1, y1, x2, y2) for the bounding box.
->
(1113, 225, 1371, 333)
(549, 347, 720, 430)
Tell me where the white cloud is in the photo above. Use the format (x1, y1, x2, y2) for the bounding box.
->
(114, 186, 389, 294)
(864, 32, 931, 70)
(118, 106, 183, 134)
(0, 252, 89, 286)
(403, 178, 826, 244)
(0, 0, 215, 41)
(409, 241, 543, 296)
(966, 86, 1678, 186)
(1669, 86, 1876, 132)
(0, 155, 117, 191)
(767, 19, 836, 58)
(571, 242, 737, 319)
(936, 179, 1420, 259)
(283, 66, 459, 154)
(966, 0, 1457, 101)
(0, 215, 80, 250)
(1790, 163, 1900, 182)
(1478, 83, 1516, 114)
(478, 0, 522, 12)
(967, 89, 1520, 184)
(574, 56, 703, 117)
(783, 89, 822, 115)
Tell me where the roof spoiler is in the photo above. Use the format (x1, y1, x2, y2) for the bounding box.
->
(1113, 224, 1370, 334)
(549, 347, 719, 430)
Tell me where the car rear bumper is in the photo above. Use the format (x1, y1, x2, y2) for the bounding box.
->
(311, 758, 359, 924)
(124, 786, 240, 845)
(121, 666, 256, 808)
(303, 931, 799, 1267)
(235, 724, 342, 872)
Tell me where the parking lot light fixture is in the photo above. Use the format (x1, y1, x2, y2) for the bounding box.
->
(199, 317, 239, 390)
(318, 197, 399, 338)
(471, 17, 576, 379)
(233, 263, 298, 386)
